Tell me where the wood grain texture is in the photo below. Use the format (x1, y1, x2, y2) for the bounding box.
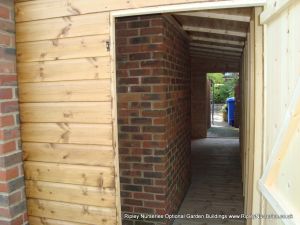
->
(24, 161, 115, 187)
(17, 35, 109, 62)
(19, 80, 111, 102)
(26, 180, 115, 207)
(15, 0, 209, 22)
(23, 142, 114, 167)
(16, 13, 109, 42)
(18, 57, 111, 83)
(21, 123, 112, 145)
(28, 216, 90, 225)
(20, 102, 112, 123)
(27, 199, 116, 224)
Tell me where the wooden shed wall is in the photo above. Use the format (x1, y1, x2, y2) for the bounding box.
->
(15, 0, 231, 224)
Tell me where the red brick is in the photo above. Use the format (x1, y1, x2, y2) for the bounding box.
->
(0, 115, 14, 127)
(0, 141, 16, 154)
(11, 214, 24, 225)
(0, 6, 9, 19)
(133, 192, 154, 200)
(0, 34, 10, 46)
(140, 27, 164, 35)
(0, 127, 20, 140)
(0, 167, 19, 181)
(0, 75, 17, 86)
(0, 101, 18, 113)
(0, 88, 12, 99)
(144, 201, 166, 208)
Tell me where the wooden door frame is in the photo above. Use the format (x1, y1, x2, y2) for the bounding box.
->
(109, 1, 266, 224)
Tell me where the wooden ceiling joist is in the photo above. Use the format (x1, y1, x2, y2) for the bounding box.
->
(190, 43, 243, 52)
(175, 11, 251, 22)
(191, 35, 244, 46)
(190, 49, 241, 58)
(183, 25, 247, 37)
(190, 47, 242, 56)
(190, 54, 240, 63)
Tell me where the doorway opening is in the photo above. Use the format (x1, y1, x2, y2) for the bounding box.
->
(114, 6, 259, 225)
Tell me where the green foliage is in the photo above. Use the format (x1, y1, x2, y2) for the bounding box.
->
(208, 73, 238, 104)
(207, 73, 224, 84)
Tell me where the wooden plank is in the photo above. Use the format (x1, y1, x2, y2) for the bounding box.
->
(17, 57, 111, 83)
(19, 80, 111, 102)
(20, 102, 112, 124)
(109, 15, 122, 225)
(17, 35, 109, 62)
(13, 0, 219, 22)
(190, 43, 243, 52)
(29, 216, 90, 225)
(25, 180, 115, 207)
(191, 35, 244, 46)
(27, 199, 116, 224)
(16, 13, 109, 43)
(250, 7, 264, 225)
(21, 123, 112, 145)
(183, 25, 247, 37)
(23, 142, 114, 167)
(260, 0, 296, 24)
(190, 47, 242, 56)
(24, 161, 115, 187)
(175, 11, 251, 22)
(190, 51, 241, 60)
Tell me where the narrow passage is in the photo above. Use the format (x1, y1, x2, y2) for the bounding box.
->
(173, 137, 245, 225)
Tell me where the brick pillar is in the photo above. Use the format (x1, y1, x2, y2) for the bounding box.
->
(116, 15, 191, 225)
(0, 2, 27, 224)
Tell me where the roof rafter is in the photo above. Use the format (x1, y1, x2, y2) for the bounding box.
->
(191, 35, 244, 46)
(190, 43, 243, 52)
(183, 25, 247, 37)
(175, 11, 251, 22)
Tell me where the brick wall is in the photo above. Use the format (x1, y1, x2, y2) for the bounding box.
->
(191, 68, 209, 139)
(116, 15, 191, 225)
(0, 1, 27, 224)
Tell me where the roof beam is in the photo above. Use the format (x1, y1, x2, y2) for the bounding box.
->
(190, 54, 240, 63)
(183, 25, 247, 37)
(190, 43, 243, 52)
(175, 11, 251, 22)
(189, 50, 241, 59)
(190, 47, 242, 56)
(191, 35, 244, 46)
(190, 47, 242, 57)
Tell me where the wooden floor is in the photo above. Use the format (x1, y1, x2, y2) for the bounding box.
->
(173, 138, 245, 225)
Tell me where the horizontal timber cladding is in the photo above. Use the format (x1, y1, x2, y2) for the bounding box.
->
(14, 0, 232, 224)
(22, 143, 114, 167)
(15, 0, 215, 22)
(19, 80, 111, 102)
(24, 162, 114, 187)
(17, 57, 111, 83)
(17, 35, 109, 62)
(20, 102, 112, 123)
(16, 13, 110, 42)
(27, 199, 116, 224)
(21, 123, 112, 145)
(25, 180, 116, 207)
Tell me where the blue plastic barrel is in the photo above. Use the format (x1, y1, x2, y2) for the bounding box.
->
(226, 97, 235, 126)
